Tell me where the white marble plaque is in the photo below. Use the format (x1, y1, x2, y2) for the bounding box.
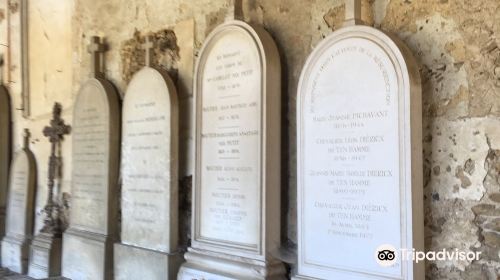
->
(296, 26, 423, 280)
(180, 20, 283, 280)
(70, 79, 119, 235)
(121, 67, 178, 252)
(186, 21, 283, 279)
(198, 27, 261, 247)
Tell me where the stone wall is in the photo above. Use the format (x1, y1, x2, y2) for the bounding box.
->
(1, 0, 499, 279)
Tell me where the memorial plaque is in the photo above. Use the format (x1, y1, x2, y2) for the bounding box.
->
(198, 24, 262, 246)
(62, 36, 120, 280)
(179, 20, 283, 279)
(68, 79, 120, 234)
(0, 83, 11, 250)
(1, 130, 36, 274)
(295, 24, 424, 279)
(119, 67, 178, 250)
(114, 35, 180, 280)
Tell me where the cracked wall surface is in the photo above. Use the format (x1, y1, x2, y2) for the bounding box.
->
(1, 0, 499, 278)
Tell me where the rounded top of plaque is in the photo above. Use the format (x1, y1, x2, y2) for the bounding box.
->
(194, 20, 279, 86)
(124, 66, 177, 105)
(12, 147, 34, 169)
(10, 144, 36, 189)
(197, 20, 266, 53)
(298, 25, 419, 108)
(74, 77, 120, 114)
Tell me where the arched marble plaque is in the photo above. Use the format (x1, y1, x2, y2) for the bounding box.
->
(69, 78, 120, 234)
(114, 66, 180, 280)
(62, 77, 120, 280)
(1, 144, 36, 273)
(295, 25, 423, 280)
(179, 20, 283, 279)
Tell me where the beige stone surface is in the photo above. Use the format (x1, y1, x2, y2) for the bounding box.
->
(62, 231, 112, 280)
(27, 0, 73, 118)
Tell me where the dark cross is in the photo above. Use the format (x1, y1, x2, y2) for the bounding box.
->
(0, 53, 4, 85)
(225, 0, 243, 20)
(23, 128, 30, 150)
(142, 35, 155, 67)
(41, 103, 71, 235)
(87, 36, 106, 78)
(234, 0, 243, 20)
(344, 0, 362, 26)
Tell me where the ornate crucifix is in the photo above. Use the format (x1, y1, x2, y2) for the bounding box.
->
(41, 103, 71, 235)
(344, 0, 363, 26)
(142, 35, 155, 67)
(87, 36, 106, 78)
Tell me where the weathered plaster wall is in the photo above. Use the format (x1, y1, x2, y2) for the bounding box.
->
(1, 0, 499, 279)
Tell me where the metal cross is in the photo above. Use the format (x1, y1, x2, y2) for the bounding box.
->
(224, 0, 243, 21)
(234, 0, 243, 20)
(344, 0, 363, 26)
(87, 36, 106, 78)
(23, 128, 30, 150)
(142, 35, 155, 67)
(41, 103, 71, 235)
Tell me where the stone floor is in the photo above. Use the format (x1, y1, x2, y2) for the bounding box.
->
(0, 268, 29, 280)
(0, 269, 32, 280)
(0, 269, 66, 280)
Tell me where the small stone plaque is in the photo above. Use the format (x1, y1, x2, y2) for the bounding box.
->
(295, 25, 423, 279)
(63, 233, 107, 280)
(1, 130, 36, 274)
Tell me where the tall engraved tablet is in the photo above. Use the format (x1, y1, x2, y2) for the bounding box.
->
(294, 2, 424, 279)
(62, 36, 120, 280)
(1, 130, 36, 273)
(178, 20, 283, 279)
(114, 35, 180, 280)
(0, 57, 11, 256)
